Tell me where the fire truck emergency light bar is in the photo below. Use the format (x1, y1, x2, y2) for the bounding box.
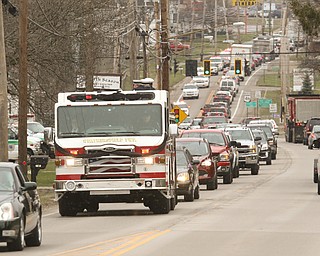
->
(66, 91, 156, 102)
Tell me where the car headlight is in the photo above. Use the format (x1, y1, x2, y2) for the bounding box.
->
(268, 140, 274, 145)
(249, 144, 257, 153)
(261, 144, 268, 150)
(201, 159, 212, 167)
(0, 202, 14, 221)
(177, 172, 190, 182)
(219, 152, 229, 161)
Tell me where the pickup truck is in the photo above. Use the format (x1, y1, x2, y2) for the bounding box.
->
(225, 127, 260, 175)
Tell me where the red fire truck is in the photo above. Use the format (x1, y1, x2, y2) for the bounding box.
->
(54, 90, 178, 216)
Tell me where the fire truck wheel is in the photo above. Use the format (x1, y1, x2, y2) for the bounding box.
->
(149, 198, 170, 214)
(58, 195, 81, 216)
(86, 202, 99, 213)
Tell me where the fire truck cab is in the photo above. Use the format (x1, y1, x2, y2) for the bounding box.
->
(54, 90, 178, 216)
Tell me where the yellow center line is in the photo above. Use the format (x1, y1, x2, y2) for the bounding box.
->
(50, 231, 157, 256)
(104, 229, 171, 256)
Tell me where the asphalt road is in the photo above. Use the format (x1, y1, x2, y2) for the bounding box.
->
(4, 60, 320, 255)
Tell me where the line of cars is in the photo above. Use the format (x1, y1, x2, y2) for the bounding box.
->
(174, 113, 279, 202)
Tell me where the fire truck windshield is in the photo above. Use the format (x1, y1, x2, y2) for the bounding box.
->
(57, 104, 163, 138)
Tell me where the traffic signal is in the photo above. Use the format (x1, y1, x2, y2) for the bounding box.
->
(173, 108, 179, 123)
(234, 59, 242, 75)
(203, 60, 211, 76)
(173, 59, 179, 74)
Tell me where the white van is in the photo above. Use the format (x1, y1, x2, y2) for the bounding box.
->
(219, 78, 238, 96)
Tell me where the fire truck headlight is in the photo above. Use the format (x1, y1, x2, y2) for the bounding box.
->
(65, 158, 83, 167)
(177, 172, 190, 182)
(137, 157, 154, 165)
(65, 181, 76, 191)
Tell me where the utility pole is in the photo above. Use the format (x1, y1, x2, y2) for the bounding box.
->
(160, 0, 169, 91)
(155, 1, 161, 89)
(214, 0, 217, 54)
(85, 1, 94, 91)
(200, 0, 206, 61)
(223, 0, 229, 41)
(0, 2, 8, 162)
(18, 0, 28, 174)
(129, 0, 138, 82)
(236, 0, 241, 43)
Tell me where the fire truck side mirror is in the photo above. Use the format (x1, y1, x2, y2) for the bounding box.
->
(169, 124, 178, 136)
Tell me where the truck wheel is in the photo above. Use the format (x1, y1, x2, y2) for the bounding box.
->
(149, 197, 170, 214)
(271, 152, 276, 160)
(194, 185, 200, 199)
(314, 172, 318, 184)
(266, 158, 272, 165)
(318, 181, 320, 195)
(223, 171, 233, 184)
(86, 202, 99, 213)
(58, 194, 80, 216)
(184, 188, 195, 202)
(251, 164, 259, 175)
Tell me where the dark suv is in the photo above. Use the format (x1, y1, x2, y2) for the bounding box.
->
(303, 117, 320, 145)
(176, 137, 218, 190)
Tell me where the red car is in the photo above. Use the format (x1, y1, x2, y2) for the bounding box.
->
(200, 116, 229, 129)
(176, 137, 218, 190)
(180, 129, 236, 184)
(169, 41, 190, 51)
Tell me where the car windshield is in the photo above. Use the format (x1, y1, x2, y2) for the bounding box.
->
(57, 104, 163, 138)
(177, 141, 209, 156)
(181, 132, 226, 146)
(176, 151, 188, 167)
(252, 130, 267, 142)
(313, 125, 320, 133)
(203, 116, 227, 124)
(181, 117, 192, 124)
(227, 130, 252, 141)
(184, 84, 197, 89)
(27, 122, 45, 133)
(0, 168, 15, 191)
(249, 126, 273, 138)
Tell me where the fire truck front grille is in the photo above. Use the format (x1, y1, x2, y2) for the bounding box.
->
(88, 156, 133, 173)
(86, 148, 134, 175)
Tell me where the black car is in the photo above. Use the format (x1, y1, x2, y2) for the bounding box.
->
(0, 162, 42, 251)
(251, 128, 272, 165)
(176, 147, 200, 202)
(247, 124, 277, 160)
(303, 117, 320, 145)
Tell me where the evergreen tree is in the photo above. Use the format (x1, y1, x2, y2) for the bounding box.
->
(301, 73, 313, 95)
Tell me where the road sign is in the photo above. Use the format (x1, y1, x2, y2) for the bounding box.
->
(246, 101, 257, 108)
(255, 90, 261, 99)
(258, 98, 272, 108)
(170, 106, 188, 125)
(244, 95, 251, 102)
(269, 103, 277, 113)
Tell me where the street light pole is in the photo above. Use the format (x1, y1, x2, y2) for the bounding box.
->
(0, 2, 8, 161)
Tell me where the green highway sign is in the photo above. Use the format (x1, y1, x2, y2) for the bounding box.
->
(246, 101, 257, 108)
(258, 98, 272, 108)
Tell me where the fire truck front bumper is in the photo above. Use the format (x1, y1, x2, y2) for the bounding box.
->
(54, 178, 168, 195)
